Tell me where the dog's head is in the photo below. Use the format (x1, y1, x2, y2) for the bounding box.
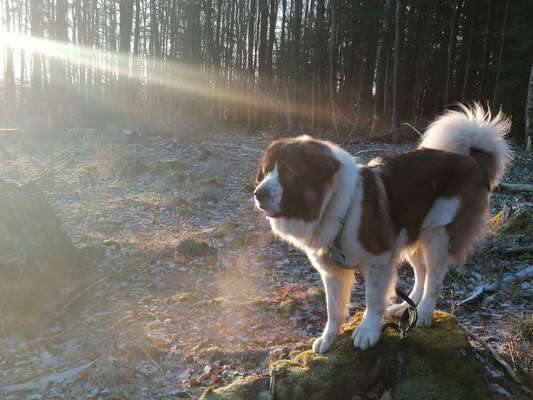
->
(254, 137, 340, 222)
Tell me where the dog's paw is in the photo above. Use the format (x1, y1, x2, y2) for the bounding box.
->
(385, 302, 410, 318)
(352, 320, 381, 350)
(312, 333, 336, 354)
(416, 306, 434, 327)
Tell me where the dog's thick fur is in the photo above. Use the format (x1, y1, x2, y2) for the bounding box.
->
(254, 104, 512, 353)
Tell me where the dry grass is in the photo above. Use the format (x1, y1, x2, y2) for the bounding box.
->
(514, 316, 533, 343)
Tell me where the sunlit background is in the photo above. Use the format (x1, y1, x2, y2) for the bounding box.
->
(0, 1, 532, 398)
(1, 0, 532, 138)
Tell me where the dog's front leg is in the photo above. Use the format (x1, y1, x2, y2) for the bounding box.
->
(352, 262, 395, 350)
(312, 268, 355, 354)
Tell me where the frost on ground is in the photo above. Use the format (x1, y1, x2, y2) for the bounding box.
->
(0, 129, 531, 399)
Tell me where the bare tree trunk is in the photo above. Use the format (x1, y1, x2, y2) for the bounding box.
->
(493, 0, 509, 105)
(4, 0, 15, 115)
(247, 0, 257, 132)
(461, 14, 474, 101)
(392, 0, 401, 140)
(329, 0, 337, 133)
(480, 0, 492, 98)
(30, 0, 42, 91)
(526, 57, 533, 152)
(371, 0, 393, 133)
(119, 0, 134, 116)
(444, 0, 457, 107)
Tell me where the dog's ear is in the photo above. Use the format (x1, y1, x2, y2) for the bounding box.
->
(255, 139, 288, 185)
(255, 166, 265, 185)
(301, 141, 340, 183)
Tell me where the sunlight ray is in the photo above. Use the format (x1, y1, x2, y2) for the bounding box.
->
(0, 29, 329, 123)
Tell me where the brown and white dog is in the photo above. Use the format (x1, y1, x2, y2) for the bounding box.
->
(254, 104, 512, 353)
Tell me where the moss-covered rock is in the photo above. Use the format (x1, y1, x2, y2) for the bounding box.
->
(200, 311, 489, 400)
(199, 375, 270, 400)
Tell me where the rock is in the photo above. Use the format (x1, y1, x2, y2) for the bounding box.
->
(152, 159, 189, 174)
(172, 292, 196, 303)
(503, 266, 533, 284)
(200, 311, 490, 400)
(103, 239, 121, 248)
(119, 158, 152, 178)
(176, 238, 217, 260)
(78, 243, 106, 260)
(200, 178, 221, 187)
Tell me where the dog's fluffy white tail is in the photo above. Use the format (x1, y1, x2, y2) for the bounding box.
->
(419, 103, 512, 187)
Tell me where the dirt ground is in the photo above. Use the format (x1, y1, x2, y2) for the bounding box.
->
(0, 128, 531, 399)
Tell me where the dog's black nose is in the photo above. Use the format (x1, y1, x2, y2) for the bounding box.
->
(254, 187, 270, 203)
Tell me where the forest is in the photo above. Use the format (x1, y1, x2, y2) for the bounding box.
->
(0, 1, 533, 399)
(1, 0, 533, 145)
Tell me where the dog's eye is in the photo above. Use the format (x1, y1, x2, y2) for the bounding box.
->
(255, 169, 265, 184)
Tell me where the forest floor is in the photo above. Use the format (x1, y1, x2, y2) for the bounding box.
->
(0, 127, 531, 399)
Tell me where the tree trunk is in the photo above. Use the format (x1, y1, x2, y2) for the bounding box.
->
(329, 0, 337, 133)
(526, 57, 533, 152)
(119, 0, 134, 116)
(461, 12, 474, 101)
(3, 0, 15, 115)
(30, 0, 42, 91)
(479, 0, 492, 98)
(392, 0, 401, 139)
(247, 0, 257, 132)
(119, 0, 134, 55)
(371, 0, 393, 133)
(492, 0, 509, 105)
(444, 0, 457, 107)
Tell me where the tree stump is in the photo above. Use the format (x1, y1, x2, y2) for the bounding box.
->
(0, 182, 82, 329)
(200, 311, 521, 400)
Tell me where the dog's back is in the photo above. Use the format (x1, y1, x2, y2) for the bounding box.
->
(384, 104, 512, 326)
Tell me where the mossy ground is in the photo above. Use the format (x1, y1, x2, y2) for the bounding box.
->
(496, 210, 533, 236)
(200, 311, 489, 400)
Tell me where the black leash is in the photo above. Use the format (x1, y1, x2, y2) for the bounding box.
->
(382, 287, 418, 339)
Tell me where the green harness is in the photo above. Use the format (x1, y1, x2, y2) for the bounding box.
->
(322, 193, 418, 339)
(323, 195, 356, 268)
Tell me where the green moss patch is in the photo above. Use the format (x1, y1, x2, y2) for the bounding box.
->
(200, 311, 489, 400)
(497, 210, 533, 236)
(198, 375, 270, 400)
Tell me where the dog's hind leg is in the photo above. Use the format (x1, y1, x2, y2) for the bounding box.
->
(353, 260, 396, 350)
(417, 228, 451, 327)
(386, 248, 426, 317)
(312, 267, 355, 354)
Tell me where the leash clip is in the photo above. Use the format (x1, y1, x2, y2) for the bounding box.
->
(382, 287, 418, 339)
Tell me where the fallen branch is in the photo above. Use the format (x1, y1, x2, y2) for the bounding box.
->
(460, 324, 529, 394)
(0, 128, 24, 135)
(135, 344, 163, 373)
(202, 142, 261, 155)
(59, 274, 111, 314)
(501, 245, 533, 256)
(353, 149, 395, 158)
(497, 183, 533, 193)
(456, 282, 498, 307)
(400, 122, 423, 137)
(0, 361, 94, 394)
